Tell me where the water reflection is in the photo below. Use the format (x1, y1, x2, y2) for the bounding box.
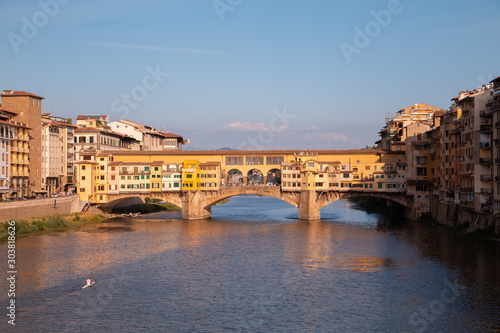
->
(0, 196, 498, 332)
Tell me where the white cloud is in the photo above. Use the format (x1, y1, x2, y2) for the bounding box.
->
(305, 125, 320, 131)
(90, 42, 225, 55)
(222, 121, 288, 132)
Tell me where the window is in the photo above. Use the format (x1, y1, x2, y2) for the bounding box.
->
(81, 176, 86, 180)
(417, 167, 427, 176)
(80, 188, 85, 192)
(266, 156, 284, 165)
(416, 156, 427, 165)
(343, 173, 349, 178)
(308, 162, 315, 168)
(186, 174, 193, 178)
(246, 157, 264, 165)
(145, 166, 150, 171)
(226, 157, 243, 165)
(378, 183, 383, 189)
(90, 137, 94, 143)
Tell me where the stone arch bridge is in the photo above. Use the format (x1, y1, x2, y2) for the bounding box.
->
(100, 187, 416, 220)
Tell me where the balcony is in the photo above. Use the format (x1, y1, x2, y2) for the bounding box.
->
(480, 174, 492, 181)
(450, 128, 461, 135)
(11, 146, 18, 152)
(480, 158, 492, 166)
(495, 139, 500, 146)
(480, 188, 493, 194)
(481, 203, 492, 211)
(480, 125, 493, 133)
(480, 141, 491, 149)
(496, 176, 500, 182)
(460, 187, 474, 193)
(496, 121, 500, 129)
(480, 109, 493, 117)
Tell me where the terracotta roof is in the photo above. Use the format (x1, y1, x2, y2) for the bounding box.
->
(490, 76, 500, 84)
(1, 90, 44, 99)
(52, 120, 77, 128)
(107, 149, 386, 156)
(76, 115, 104, 120)
(0, 108, 18, 116)
(117, 162, 151, 166)
(200, 161, 221, 166)
(159, 132, 183, 139)
(74, 161, 98, 165)
(434, 110, 447, 117)
(0, 120, 31, 130)
(108, 161, 123, 166)
(96, 152, 112, 157)
(0, 119, 24, 128)
(75, 127, 133, 138)
(151, 161, 164, 166)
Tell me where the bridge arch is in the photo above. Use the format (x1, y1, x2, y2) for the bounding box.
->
(205, 192, 299, 210)
(226, 168, 244, 184)
(314, 191, 410, 211)
(99, 193, 183, 213)
(246, 169, 264, 185)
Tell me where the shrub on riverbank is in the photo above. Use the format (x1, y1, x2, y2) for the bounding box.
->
(0, 213, 105, 240)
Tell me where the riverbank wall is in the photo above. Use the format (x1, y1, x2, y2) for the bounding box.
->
(0, 195, 81, 222)
(430, 199, 500, 236)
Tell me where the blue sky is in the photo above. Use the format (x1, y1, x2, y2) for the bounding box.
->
(1, 0, 499, 149)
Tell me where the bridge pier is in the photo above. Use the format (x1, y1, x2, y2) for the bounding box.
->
(299, 190, 321, 220)
(182, 191, 211, 220)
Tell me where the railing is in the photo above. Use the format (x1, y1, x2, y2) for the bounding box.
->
(480, 158, 492, 165)
(480, 188, 493, 194)
(480, 109, 493, 117)
(460, 187, 474, 193)
(481, 203, 492, 211)
(480, 174, 492, 181)
(480, 142, 491, 149)
(480, 125, 493, 132)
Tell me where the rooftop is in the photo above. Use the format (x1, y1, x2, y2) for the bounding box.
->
(1, 90, 44, 99)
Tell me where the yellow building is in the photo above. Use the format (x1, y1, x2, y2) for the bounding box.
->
(199, 162, 221, 190)
(75, 150, 98, 203)
(182, 160, 200, 191)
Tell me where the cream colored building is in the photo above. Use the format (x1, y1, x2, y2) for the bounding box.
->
(41, 115, 77, 195)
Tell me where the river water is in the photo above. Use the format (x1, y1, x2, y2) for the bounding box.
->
(1, 195, 499, 332)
